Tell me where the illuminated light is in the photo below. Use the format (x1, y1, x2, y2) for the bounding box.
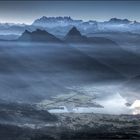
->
(130, 100, 140, 115)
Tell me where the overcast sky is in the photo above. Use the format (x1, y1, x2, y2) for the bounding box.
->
(0, 1, 140, 24)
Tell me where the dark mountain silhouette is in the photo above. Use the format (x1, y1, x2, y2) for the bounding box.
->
(64, 27, 88, 43)
(64, 26, 118, 45)
(17, 27, 117, 45)
(18, 29, 62, 43)
(66, 27, 82, 36)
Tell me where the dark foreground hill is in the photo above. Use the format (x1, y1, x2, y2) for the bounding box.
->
(18, 29, 62, 43)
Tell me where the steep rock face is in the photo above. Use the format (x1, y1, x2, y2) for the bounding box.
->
(18, 29, 61, 43)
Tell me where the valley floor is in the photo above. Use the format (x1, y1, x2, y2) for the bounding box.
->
(0, 113, 140, 140)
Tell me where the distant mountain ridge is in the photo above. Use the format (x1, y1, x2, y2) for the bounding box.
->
(107, 18, 131, 24)
(1, 16, 140, 38)
(32, 16, 83, 27)
(32, 16, 138, 27)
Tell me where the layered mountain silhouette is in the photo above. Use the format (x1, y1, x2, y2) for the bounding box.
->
(18, 27, 117, 45)
(18, 29, 61, 43)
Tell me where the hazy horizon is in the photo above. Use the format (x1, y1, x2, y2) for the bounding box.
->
(0, 16, 139, 25)
(0, 1, 140, 24)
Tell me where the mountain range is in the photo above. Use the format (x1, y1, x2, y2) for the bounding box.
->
(0, 16, 140, 39)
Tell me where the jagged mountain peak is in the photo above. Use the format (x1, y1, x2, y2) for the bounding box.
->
(39, 16, 73, 21)
(33, 16, 75, 25)
(32, 16, 83, 27)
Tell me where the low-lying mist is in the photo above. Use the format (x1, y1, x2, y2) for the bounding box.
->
(0, 41, 139, 115)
